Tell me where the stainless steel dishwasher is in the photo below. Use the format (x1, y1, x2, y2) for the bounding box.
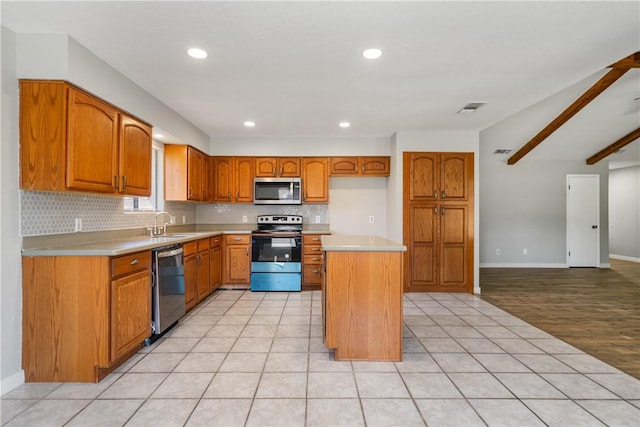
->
(149, 243, 185, 342)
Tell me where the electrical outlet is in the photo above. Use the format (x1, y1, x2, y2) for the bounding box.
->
(315, 215, 321, 224)
(369, 215, 375, 223)
(242, 215, 248, 223)
(182, 216, 186, 224)
(496, 248, 501, 255)
(523, 248, 528, 255)
(170, 216, 176, 224)
(74, 218, 82, 232)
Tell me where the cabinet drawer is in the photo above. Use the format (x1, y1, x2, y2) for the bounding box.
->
(183, 241, 198, 257)
(111, 251, 151, 278)
(210, 236, 222, 248)
(225, 234, 251, 245)
(304, 254, 323, 265)
(303, 264, 322, 284)
(197, 238, 209, 251)
(304, 245, 323, 256)
(303, 234, 323, 245)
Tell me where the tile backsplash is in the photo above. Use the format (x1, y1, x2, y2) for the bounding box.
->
(20, 191, 328, 236)
(20, 191, 196, 236)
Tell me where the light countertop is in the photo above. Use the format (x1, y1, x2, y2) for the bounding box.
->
(321, 234, 406, 252)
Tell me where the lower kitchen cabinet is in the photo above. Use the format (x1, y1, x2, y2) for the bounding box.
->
(302, 234, 324, 289)
(223, 234, 251, 285)
(196, 238, 211, 301)
(183, 241, 198, 311)
(22, 250, 152, 382)
(210, 236, 222, 291)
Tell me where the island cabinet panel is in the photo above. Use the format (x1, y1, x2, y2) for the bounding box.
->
(20, 80, 152, 196)
(323, 250, 403, 361)
(22, 250, 151, 383)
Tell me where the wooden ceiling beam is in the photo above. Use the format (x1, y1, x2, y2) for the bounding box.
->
(586, 127, 640, 165)
(508, 51, 639, 165)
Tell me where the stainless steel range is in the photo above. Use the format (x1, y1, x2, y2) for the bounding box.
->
(251, 215, 303, 291)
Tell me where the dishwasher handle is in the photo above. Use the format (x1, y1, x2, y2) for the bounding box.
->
(156, 246, 184, 258)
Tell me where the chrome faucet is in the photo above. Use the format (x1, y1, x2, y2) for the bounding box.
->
(154, 211, 171, 236)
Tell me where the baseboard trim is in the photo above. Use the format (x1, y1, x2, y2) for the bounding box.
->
(479, 263, 567, 268)
(1, 370, 25, 396)
(609, 254, 640, 263)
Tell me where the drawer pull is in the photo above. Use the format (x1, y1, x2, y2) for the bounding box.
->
(312, 247, 321, 251)
(312, 257, 320, 261)
(130, 258, 139, 265)
(312, 237, 320, 241)
(234, 237, 243, 241)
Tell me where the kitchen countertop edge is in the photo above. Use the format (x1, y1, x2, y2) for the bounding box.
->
(321, 234, 407, 252)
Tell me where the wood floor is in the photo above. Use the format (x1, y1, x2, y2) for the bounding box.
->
(479, 259, 640, 379)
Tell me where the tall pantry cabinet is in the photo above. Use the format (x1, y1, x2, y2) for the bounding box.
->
(403, 152, 474, 293)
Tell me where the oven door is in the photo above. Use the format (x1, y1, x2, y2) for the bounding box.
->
(251, 234, 301, 263)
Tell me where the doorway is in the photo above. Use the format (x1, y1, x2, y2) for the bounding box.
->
(566, 174, 600, 267)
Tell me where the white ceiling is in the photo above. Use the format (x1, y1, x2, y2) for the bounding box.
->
(2, 1, 639, 163)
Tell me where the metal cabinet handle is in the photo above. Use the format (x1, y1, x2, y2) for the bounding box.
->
(246, 247, 249, 256)
(434, 206, 438, 214)
(441, 206, 446, 215)
(122, 175, 127, 190)
(312, 257, 321, 261)
(272, 167, 275, 174)
(114, 175, 119, 191)
(312, 247, 321, 251)
(234, 237, 242, 241)
(441, 191, 446, 200)
(434, 191, 438, 199)
(130, 258, 139, 265)
(236, 191, 239, 200)
(228, 192, 231, 201)
(312, 237, 320, 241)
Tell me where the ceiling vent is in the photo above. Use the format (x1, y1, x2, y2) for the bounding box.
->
(457, 102, 486, 114)
(614, 148, 626, 154)
(493, 149, 512, 154)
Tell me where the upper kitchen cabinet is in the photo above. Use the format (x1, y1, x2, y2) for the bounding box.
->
(406, 152, 472, 202)
(20, 80, 152, 196)
(213, 156, 254, 202)
(302, 157, 329, 203)
(255, 157, 301, 177)
(164, 144, 207, 202)
(329, 156, 390, 177)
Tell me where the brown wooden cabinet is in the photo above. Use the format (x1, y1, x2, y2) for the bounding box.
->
(302, 234, 324, 288)
(20, 80, 152, 196)
(302, 157, 329, 202)
(223, 234, 251, 285)
(183, 241, 198, 311)
(329, 156, 390, 177)
(196, 238, 211, 301)
(255, 157, 301, 177)
(22, 250, 151, 382)
(213, 157, 254, 202)
(403, 152, 474, 293)
(210, 236, 222, 292)
(164, 144, 208, 202)
(407, 152, 471, 202)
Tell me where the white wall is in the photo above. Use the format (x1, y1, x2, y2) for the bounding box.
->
(609, 165, 640, 261)
(389, 131, 481, 293)
(1, 26, 25, 393)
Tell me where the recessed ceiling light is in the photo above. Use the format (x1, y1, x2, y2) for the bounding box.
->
(187, 47, 208, 59)
(244, 121, 256, 128)
(493, 149, 512, 154)
(154, 133, 164, 139)
(362, 48, 382, 59)
(339, 122, 351, 128)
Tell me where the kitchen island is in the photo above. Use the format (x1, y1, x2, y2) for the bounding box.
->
(321, 234, 406, 361)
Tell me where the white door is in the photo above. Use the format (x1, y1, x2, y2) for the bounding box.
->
(567, 175, 600, 267)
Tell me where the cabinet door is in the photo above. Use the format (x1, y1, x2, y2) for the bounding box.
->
(210, 244, 222, 292)
(225, 244, 251, 284)
(278, 157, 301, 177)
(234, 157, 254, 202)
(409, 205, 439, 287)
(255, 157, 278, 177)
(407, 153, 439, 201)
(110, 269, 151, 362)
(197, 249, 210, 301)
(361, 157, 390, 176)
(302, 157, 329, 202)
(184, 253, 198, 311)
(119, 115, 152, 196)
(439, 205, 469, 288)
(187, 147, 204, 201)
(213, 157, 233, 201)
(206, 156, 216, 202)
(330, 157, 359, 176)
(67, 88, 119, 193)
(440, 153, 472, 202)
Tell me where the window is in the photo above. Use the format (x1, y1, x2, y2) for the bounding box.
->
(124, 142, 164, 212)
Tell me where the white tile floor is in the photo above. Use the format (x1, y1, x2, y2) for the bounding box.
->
(2, 290, 640, 426)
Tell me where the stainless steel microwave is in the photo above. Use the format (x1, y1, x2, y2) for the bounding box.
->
(254, 177, 302, 205)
